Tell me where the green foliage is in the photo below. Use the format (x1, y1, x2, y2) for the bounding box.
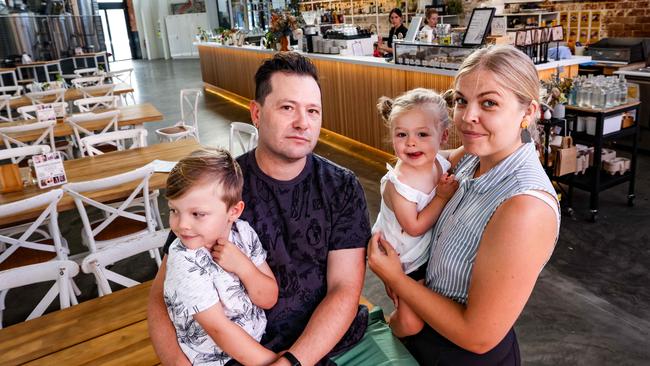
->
(446, 0, 463, 15)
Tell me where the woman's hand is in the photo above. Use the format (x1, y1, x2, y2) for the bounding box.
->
(368, 232, 404, 286)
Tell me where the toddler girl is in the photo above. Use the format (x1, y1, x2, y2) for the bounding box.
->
(372, 88, 458, 337)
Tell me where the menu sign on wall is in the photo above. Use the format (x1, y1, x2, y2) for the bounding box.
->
(463, 7, 496, 46)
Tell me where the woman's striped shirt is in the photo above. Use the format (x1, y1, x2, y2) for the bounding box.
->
(425, 143, 560, 304)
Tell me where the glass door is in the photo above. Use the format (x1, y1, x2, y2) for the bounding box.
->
(98, 1, 132, 62)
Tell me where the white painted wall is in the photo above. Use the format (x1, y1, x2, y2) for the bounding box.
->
(132, 0, 197, 60)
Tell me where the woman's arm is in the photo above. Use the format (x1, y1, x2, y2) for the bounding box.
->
(194, 302, 277, 365)
(369, 194, 557, 353)
(212, 239, 279, 309)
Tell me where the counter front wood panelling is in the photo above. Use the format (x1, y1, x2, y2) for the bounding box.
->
(198, 45, 580, 153)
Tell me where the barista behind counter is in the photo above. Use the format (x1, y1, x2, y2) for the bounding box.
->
(377, 8, 408, 56)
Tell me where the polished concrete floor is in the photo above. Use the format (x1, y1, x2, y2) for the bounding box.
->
(4, 59, 649, 365)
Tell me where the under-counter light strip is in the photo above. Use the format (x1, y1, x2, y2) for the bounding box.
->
(204, 85, 251, 110)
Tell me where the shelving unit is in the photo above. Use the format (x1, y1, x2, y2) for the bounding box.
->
(500, 11, 559, 31)
(299, 0, 460, 39)
(556, 101, 641, 222)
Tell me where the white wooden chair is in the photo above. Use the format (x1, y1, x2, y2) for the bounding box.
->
(80, 128, 147, 157)
(0, 261, 78, 328)
(66, 109, 120, 157)
(25, 88, 66, 105)
(78, 83, 115, 99)
(73, 96, 120, 112)
(0, 95, 11, 122)
(17, 102, 68, 120)
(81, 229, 169, 296)
(63, 165, 163, 295)
(0, 189, 79, 328)
(0, 86, 24, 97)
(155, 89, 202, 142)
(70, 76, 104, 88)
(74, 67, 100, 77)
(105, 68, 135, 104)
(0, 121, 56, 164)
(0, 144, 50, 161)
(229, 122, 259, 156)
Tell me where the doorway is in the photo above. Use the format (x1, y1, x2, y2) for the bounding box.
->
(98, 0, 133, 62)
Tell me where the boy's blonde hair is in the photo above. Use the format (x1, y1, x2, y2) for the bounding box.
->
(165, 148, 243, 208)
(377, 88, 450, 131)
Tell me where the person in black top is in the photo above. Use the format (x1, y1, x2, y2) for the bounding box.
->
(378, 8, 408, 56)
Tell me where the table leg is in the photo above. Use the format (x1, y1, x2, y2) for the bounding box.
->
(590, 114, 604, 222)
(628, 107, 639, 207)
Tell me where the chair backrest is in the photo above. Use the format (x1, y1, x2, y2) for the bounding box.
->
(0, 121, 56, 163)
(62, 164, 158, 253)
(26, 88, 66, 105)
(74, 67, 99, 77)
(0, 260, 79, 327)
(17, 102, 68, 120)
(80, 229, 168, 296)
(229, 122, 259, 156)
(79, 83, 115, 98)
(81, 128, 148, 156)
(66, 109, 120, 156)
(107, 68, 133, 85)
(0, 85, 24, 97)
(0, 189, 67, 268)
(71, 75, 104, 88)
(0, 144, 50, 162)
(73, 96, 120, 112)
(180, 88, 202, 136)
(0, 95, 11, 122)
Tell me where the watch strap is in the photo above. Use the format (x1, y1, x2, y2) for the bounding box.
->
(282, 351, 302, 366)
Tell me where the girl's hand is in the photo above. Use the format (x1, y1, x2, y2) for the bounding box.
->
(212, 238, 250, 275)
(368, 233, 404, 285)
(436, 173, 459, 200)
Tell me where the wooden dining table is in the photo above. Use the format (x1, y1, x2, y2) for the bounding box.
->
(0, 138, 202, 226)
(9, 83, 134, 110)
(3, 102, 163, 143)
(0, 280, 159, 366)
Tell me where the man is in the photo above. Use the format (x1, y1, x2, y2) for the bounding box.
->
(148, 52, 371, 366)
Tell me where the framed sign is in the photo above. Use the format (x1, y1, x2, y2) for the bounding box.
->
(543, 27, 553, 43)
(462, 7, 496, 46)
(491, 16, 506, 37)
(515, 30, 527, 47)
(33, 151, 67, 189)
(404, 16, 423, 42)
(524, 30, 533, 46)
(552, 25, 564, 41)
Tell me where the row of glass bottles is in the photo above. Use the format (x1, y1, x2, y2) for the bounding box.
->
(569, 75, 628, 109)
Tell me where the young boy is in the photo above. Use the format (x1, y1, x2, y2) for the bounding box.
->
(163, 148, 278, 365)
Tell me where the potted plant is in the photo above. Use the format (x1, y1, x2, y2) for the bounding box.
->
(269, 11, 299, 51)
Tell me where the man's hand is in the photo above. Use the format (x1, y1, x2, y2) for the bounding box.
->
(436, 173, 459, 200)
(212, 238, 251, 275)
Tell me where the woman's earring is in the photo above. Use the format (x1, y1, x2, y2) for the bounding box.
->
(520, 119, 532, 143)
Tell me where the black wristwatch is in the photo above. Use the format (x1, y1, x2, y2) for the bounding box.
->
(282, 351, 302, 366)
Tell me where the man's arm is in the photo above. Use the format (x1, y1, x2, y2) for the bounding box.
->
(147, 255, 190, 366)
(274, 247, 366, 366)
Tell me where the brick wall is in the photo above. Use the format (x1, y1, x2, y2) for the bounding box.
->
(552, 0, 650, 39)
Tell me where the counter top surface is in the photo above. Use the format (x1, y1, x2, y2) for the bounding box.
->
(197, 42, 590, 75)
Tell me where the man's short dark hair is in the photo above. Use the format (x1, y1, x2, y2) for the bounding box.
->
(254, 52, 320, 105)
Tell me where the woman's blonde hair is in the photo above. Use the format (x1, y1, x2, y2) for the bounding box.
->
(377, 88, 450, 131)
(454, 45, 540, 134)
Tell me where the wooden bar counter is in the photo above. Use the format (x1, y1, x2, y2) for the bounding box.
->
(198, 42, 589, 154)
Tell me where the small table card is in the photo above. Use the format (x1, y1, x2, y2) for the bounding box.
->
(33, 151, 67, 189)
(36, 105, 57, 123)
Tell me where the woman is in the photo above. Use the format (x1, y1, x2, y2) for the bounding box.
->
(368, 45, 560, 365)
(378, 8, 408, 55)
(421, 8, 439, 32)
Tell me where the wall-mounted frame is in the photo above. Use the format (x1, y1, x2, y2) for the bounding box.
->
(462, 7, 496, 46)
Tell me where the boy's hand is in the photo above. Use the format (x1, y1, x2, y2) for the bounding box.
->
(436, 173, 459, 200)
(385, 284, 399, 308)
(212, 238, 250, 274)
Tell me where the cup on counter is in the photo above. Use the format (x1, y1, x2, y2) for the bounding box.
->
(331, 46, 340, 54)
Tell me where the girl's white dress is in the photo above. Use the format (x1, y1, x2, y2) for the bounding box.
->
(372, 154, 451, 274)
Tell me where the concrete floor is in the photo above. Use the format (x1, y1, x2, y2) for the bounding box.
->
(4, 59, 649, 365)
